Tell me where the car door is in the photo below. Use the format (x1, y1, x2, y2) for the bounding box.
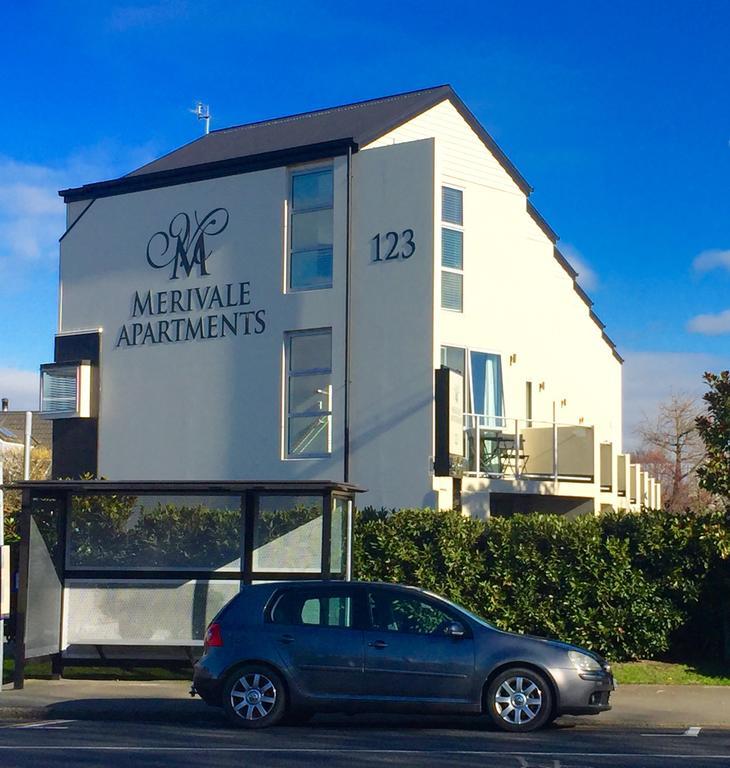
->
(362, 586, 475, 706)
(268, 584, 365, 699)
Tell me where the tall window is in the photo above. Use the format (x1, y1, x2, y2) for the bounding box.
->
(470, 351, 504, 427)
(286, 329, 332, 457)
(289, 167, 333, 291)
(441, 186, 463, 311)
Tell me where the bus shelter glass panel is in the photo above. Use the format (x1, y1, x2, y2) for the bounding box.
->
(26, 496, 64, 658)
(252, 495, 323, 573)
(330, 497, 349, 577)
(65, 579, 240, 645)
(67, 494, 242, 571)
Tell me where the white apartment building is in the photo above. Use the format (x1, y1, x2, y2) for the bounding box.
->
(44, 85, 659, 516)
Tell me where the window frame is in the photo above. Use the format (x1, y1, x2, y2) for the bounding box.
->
(440, 185, 464, 313)
(284, 328, 333, 459)
(40, 361, 92, 419)
(365, 585, 473, 638)
(288, 164, 334, 293)
(441, 186, 464, 226)
(440, 344, 505, 427)
(468, 348, 505, 427)
(265, 584, 365, 630)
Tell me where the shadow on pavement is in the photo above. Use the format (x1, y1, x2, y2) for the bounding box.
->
(41, 698, 583, 732)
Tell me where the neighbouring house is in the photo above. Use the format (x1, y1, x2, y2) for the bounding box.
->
(0, 399, 52, 455)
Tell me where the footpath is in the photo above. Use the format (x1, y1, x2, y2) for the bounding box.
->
(1, 679, 730, 729)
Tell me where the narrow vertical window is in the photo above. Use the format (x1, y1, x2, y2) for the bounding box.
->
(469, 351, 504, 428)
(286, 329, 332, 457)
(442, 187, 463, 225)
(441, 186, 463, 311)
(525, 381, 533, 427)
(440, 344, 467, 409)
(289, 167, 333, 291)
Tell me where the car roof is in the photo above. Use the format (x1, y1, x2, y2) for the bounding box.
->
(242, 580, 426, 594)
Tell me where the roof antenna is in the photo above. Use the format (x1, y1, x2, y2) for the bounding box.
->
(191, 101, 211, 135)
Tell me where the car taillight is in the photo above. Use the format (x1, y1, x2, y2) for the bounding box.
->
(204, 622, 223, 652)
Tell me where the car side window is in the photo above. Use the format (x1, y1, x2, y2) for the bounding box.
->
(271, 589, 354, 629)
(368, 590, 455, 635)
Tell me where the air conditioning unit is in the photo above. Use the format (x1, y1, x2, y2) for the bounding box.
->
(40, 361, 92, 419)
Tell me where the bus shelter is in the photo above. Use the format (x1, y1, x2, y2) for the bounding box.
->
(8, 480, 364, 687)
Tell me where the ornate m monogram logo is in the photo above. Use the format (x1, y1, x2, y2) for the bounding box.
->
(146, 208, 229, 279)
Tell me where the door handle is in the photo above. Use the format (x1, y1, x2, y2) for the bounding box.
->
(368, 640, 388, 649)
(278, 634, 295, 644)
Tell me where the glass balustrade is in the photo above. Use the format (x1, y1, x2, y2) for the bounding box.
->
(462, 414, 596, 482)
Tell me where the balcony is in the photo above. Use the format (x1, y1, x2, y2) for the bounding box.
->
(463, 414, 596, 482)
(461, 413, 660, 508)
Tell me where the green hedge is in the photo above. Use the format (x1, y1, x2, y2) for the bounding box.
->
(353, 507, 730, 662)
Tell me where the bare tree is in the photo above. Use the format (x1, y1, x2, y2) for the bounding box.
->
(0, 445, 52, 541)
(636, 394, 706, 511)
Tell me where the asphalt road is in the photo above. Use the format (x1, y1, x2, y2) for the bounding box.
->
(1, 715, 729, 768)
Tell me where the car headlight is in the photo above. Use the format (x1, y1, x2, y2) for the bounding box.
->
(568, 650, 602, 672)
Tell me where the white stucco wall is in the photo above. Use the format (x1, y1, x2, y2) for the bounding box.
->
(369, 100, 623, 512)
(60, 160, 349, 482)
(349, 138, 436, 509)
(58, 139, 437, 510)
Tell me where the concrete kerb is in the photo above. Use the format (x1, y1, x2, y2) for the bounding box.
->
(1, 680, 729, 729)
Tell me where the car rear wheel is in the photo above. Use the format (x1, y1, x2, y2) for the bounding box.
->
(486, 667, 553, 732)
(222, 664, 286, 729)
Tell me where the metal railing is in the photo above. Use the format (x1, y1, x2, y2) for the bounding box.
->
(462, 414, 595, 482)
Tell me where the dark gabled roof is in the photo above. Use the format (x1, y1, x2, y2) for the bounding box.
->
(129, 86, 455, 178)
(0, 412, 52, 449)
(59, 85, 531, 202)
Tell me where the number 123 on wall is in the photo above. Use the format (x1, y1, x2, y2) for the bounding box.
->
(371, 229, 416, 262)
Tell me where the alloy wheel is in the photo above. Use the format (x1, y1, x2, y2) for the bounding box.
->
(229, 672, 278, 721)
(493, 675, 543, 726)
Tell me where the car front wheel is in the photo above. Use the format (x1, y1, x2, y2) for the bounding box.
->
(486, 667, 553, 732)
(223, 664, 286, 729)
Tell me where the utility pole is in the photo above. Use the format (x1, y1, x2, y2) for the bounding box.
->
(23, 412, 31, 482)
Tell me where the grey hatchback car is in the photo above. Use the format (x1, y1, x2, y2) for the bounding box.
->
(192, 581, 614, 732)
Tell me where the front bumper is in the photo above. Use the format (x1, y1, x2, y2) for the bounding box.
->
(555, 669, 615, 716)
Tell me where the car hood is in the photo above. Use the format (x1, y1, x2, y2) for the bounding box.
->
(488, 627, 608, 666)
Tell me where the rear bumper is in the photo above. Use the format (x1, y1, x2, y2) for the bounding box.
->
(192, 662, 223, 707)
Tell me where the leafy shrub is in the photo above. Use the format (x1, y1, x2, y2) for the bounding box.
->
(353, 507, 730, 662)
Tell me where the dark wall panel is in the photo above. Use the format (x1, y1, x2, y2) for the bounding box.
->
(54, 332, 100, 364)
(52, 332, 101, 479)
(52, 419, 98, 479)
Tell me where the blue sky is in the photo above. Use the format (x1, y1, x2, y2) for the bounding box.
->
(1, 0, 728, 443)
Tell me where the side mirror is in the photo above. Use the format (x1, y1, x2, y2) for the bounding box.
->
(446, 621, 466, 638)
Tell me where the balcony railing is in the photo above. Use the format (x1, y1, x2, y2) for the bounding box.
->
(463, 414, 595, 482)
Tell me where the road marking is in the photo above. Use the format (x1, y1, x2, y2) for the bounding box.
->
(641, 726, 703, 738)
(15, 720, 74, 730)
(0, 747, 723, 758)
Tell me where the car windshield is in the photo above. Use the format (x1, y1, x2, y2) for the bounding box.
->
(422, 590, 496, 630)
